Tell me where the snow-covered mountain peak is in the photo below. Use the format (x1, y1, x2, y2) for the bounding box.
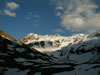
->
(26, 33, 36, 36)
(19, 31, 100, 53)
(20, 33, 64, 43)
(19, 33, 88, 52)
(24, 33, 38, 39)
(88, 30, 100, 38)
(19, 32, 100, 56)
(22, 33, 86, 43)
(18, 32, 100, 64)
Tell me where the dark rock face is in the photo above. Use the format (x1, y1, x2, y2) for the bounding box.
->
(40, 41, 45, 48)
(0, 36, 57, 75)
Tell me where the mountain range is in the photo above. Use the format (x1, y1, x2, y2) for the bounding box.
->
(0, 30, 100, 75)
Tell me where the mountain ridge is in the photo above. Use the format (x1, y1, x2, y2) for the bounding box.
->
(0, 30, 100, 75)
(0, 30, 16, 41)
(18, 31, 100, 64)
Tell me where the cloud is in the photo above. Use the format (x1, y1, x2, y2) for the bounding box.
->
(51, 0, 100, 33)
(4, 9, 16, 17)
(25, 12, 33, 20)
(56, 12, 62, 16)
(7, 2, 19, 10)
(33, 15, 40, 26)
(56, 6, 64, 10)
(25, 12, 40, 26)
(56, 6, 64, 16)
(34, 15, 40, 18)
(53, 28, 64, 33)
(26, 12, 40, 20)
(4, 2, 20, 17)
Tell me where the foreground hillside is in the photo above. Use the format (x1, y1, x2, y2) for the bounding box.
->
(0, 35, 67, 75)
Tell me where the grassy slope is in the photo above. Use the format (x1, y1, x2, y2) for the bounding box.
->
(0, 30, 16, 41)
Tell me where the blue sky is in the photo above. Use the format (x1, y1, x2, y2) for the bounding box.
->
(0, 0, 100, 39)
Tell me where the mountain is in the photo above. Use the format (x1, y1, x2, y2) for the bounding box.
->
(18, 32, 100, 75)
(19, 32, 100, 63)
(0, 30, 16, 41)
(1, 35, 73, 75)
(1, 30, 100, 75)
(19, 33, 86, 52)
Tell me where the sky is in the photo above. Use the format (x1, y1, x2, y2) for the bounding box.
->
(0, 0, 100, 39)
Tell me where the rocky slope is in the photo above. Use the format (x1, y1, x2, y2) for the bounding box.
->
(1, 35, 69, 75)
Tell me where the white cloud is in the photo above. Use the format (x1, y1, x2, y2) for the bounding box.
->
(25, 12, 40, 26)
(26, 12, 40, 20)
(51, 0, 100, 33)
(25, 12, 33, 20)
(56, 6, 64, 16)
(4, 9, 16, 17)
(54, 28, 64, 33)
(7, 2, 19, 10)
(56, 12, 62, 16)
(56, 6, 64, 10)
(3, 2, 20, 17)
(33, 15, 40, 26)
(34, 15, 40, 18)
